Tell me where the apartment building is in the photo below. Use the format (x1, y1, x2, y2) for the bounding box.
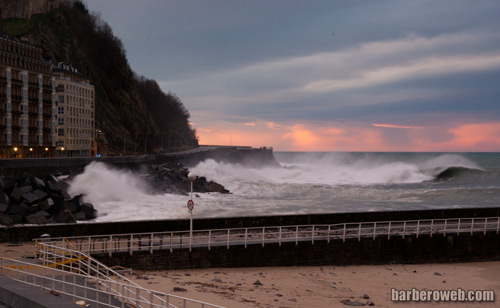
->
(0, 35, 56, 158)
(53, 63, 95, 157)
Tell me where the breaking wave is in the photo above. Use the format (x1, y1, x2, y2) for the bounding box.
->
(190, 153, 484, 192)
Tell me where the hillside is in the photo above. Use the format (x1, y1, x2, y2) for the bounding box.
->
(0, 0, 198, 154)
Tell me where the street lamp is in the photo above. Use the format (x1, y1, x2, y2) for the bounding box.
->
(187, 172, 197, 251)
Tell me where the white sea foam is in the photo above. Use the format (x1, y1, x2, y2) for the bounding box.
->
(66, 153, 489, 222)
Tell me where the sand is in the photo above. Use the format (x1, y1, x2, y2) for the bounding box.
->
(1, 242, 499, 307)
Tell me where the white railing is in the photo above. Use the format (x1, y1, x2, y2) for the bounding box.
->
(0, 256, 224, 308)
(37, 217, 500, 257)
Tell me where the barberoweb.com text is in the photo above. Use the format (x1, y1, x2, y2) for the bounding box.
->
(391, 288, 495, 302)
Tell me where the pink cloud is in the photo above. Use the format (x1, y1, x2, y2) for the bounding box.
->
(193, 119, 500, 152)
(373, 123, 425, 129)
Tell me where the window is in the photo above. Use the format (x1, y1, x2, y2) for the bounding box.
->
(58, 128, 64, 136)
(58, 107, 64, 114)
(58, 95, 64, 103)
(58, 118, 64, 125)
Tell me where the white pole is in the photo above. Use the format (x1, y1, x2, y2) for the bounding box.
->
(190, 179, 193, 251)
(189, 209, 193, 252)
(187, 172, 196, 252)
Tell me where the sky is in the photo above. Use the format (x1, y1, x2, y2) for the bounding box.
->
(84, 0, 500, 152)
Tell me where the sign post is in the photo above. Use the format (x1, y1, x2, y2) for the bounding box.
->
(187, 200, 194, 251)
(187, 172, 197, 252)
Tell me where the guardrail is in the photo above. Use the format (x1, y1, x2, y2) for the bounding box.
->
(37, 217, 500, 257)
(0, 256, 224, 308)
(32, 242, 224, 308)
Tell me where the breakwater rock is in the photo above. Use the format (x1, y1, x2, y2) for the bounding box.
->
(146, 162, 229, 195)
(0, 175, 97, 226)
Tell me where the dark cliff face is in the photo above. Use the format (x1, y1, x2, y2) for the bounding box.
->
(1, 0, 198, 153)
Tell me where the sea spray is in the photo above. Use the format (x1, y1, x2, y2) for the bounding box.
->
(63, 153, 500, 222)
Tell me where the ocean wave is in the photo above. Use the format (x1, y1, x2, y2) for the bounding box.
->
(190, 153, 484, 190)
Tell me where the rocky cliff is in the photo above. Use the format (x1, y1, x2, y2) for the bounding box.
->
(0, 0, 66, 19)
(1, 0, 198, 153)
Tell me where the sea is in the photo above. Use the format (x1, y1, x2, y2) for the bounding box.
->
(68, 152, 500, 222)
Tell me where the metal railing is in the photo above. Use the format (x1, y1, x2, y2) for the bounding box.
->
(37, 217, 500, 257)
(0, 256, 224, 308)
(31, 242, 225, 308)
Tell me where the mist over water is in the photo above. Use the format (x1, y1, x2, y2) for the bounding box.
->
(68, 153, 500, 222)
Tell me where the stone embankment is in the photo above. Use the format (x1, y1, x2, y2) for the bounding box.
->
(0, 174, 96, 226)
(146, 162, 229, 195)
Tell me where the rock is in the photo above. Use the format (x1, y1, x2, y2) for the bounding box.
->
(9, 187, 24, 203)
(212, 278, 222, 283)
(253, 280, 263, 286)
(341, 299, 365, 306)
(47, 181, 61, 193)
(19, 185, 33, 193)
(54, 209, 76, 224)
(25, 214, 49, 224)
(31, 177, 46, 189)
(0, 190, 9, 205)
(0, 203, 8, 213)
(288, 298, 297, 302)
(64, 195, 82, 213)
(361, 294, 370, 299)
(49, 290, 61, 296)
(45, 174, 59, 183)
(21, 192, 39, 205)
(173, 287, 187, 292)
(434, 272, 442, 276)
(9, 203, 28, 216)
(366, 300, 375, 306)
(0, 212, 14, 226)
(33, 190, 48, 200)
(39, 198, 55, 212)
(442, 280, 446, 283)
(81, 203, 97, 219)
(73, 211, 87, 221)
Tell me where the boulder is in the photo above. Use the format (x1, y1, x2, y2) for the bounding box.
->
(73, 211, 86, 221)
(81, 203, 97, 220)
(21, 192, 40, 205)
(25, 214, 49, 224)
(0, 203, 8, 213)
(8, 215, 22, 225)
(30, 177, 46, 189)
(54, 209, 76, 224)
(9, 202, 28, 216)
(9, 187, 24, 203)
(19, 185, 33, 193)
(63, 196, 82, 213)
(0, 212, 13, 226)
(39, 198, 55, 212)
(33, 190, 48, 201)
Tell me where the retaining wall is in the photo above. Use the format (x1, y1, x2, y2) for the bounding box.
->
(94, 232, 500, 270)
(1, 207, 500, 242)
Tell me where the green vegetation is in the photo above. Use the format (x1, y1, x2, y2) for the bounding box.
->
(2, 0, 198, 153)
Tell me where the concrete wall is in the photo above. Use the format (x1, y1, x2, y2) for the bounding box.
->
(1, 207, 500, 242)
(95, 232, 500, 270)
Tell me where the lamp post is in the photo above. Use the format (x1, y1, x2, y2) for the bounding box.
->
(187, 172, 197, 251)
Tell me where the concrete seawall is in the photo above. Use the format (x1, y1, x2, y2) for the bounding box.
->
(95, 232, 500, 270)
(1, 207, 500, 242)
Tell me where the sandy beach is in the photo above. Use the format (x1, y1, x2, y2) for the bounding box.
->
(1, 242, 499, 307)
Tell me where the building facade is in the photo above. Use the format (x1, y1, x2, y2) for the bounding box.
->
(0, 35, 56, 158)
(53, 63, 95, 157)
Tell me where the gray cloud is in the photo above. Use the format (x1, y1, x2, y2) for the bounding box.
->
(84, 0, 500, 147)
